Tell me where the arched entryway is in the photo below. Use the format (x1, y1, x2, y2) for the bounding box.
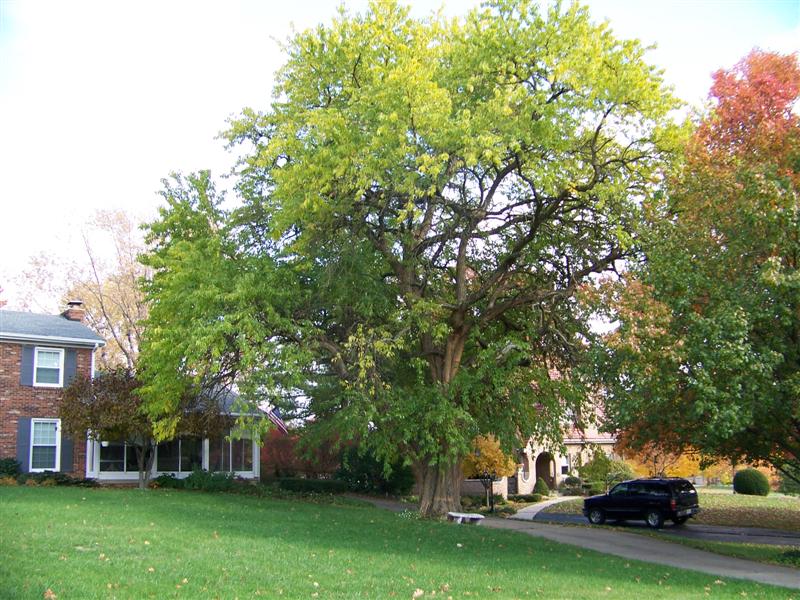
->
(535, 452, 556, 490)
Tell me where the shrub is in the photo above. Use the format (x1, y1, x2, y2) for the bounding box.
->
(508, 493, 543, 503)
(0, 458, 21, 478)
(335, 447, 415, 495)
(461, 495, 484, 509)
(150, 474, 184, 489)
(0, 476, 18, 486)
(493, 505, 517, 517)
(733, 468, 770, 496)
(277, 477, 348, 494)
(559, 476, 583, 496)
(533, 477, 550, 495)
(183, 469, 236, 492)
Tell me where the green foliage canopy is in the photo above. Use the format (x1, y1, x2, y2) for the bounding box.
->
(139, 0, 677, 514)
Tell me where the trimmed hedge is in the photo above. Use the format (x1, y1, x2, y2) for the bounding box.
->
(733, 468, 770, 496)
(508, 493, 543, 503)
(277, 477, 349, 494)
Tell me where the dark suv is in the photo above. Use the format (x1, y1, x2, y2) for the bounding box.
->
(583, 478, 700, 528)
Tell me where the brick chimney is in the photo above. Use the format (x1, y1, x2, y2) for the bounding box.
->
(62, 300, 86, 322)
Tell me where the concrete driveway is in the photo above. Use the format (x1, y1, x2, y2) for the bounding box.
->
(487, 517, 800, 590)
(349, 495, 800, 590)
(529, 511, 800, 547)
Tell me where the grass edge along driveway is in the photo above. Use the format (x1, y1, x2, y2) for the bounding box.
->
(1, 486, 797, 599)
(539, 492, 800, 569)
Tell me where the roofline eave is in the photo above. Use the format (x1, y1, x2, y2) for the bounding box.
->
(0, 332, 106, 347)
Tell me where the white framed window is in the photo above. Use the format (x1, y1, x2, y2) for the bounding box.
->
(30, 419, 61, 472)
(33, 347, 64, 388)
(208, 430, 254, 473)
(99, 441, 141, 472)
(156, 437, 203, 473)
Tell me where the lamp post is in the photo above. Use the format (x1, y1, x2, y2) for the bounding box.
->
(479, 470, 496, 513)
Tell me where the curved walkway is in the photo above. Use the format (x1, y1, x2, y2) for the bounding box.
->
(350, 495, 800, 590)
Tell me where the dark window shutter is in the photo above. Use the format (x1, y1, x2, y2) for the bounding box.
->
(19, 346, 34, 386)
(64, 349, 77, 385)
(16, 418, 31, 473)
(60, 435, 74, 473)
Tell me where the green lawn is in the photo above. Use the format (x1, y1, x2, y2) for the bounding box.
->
(0, 488, 794, 599)
(659, 538, 800, 570)
(541, 491, 800, 532)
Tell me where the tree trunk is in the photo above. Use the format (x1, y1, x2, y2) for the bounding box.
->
(136, 441, 155, 491)
(414, 328, 470, 517)
(415, 460, 464, 518)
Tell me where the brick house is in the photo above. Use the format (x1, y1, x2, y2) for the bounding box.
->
(1, 303, 265, 481)
(0, 301, 104, 477)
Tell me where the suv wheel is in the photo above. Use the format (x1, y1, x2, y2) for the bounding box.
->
(588, 508, 606, 525)
(645, 509, 664, 529)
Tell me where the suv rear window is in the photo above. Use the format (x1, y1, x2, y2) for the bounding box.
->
(672, 480, 697, 495)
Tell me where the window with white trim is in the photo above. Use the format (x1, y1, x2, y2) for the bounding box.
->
(30, 419, 61, 471)
(156, 437, 202, 473)
(34, 347, 64, 387)
(209, 431, 254, 472)
(99, 441, 140, 472)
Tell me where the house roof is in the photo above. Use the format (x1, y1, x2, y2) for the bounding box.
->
(201, 385, 263, 417)
(0, 310, 105, 347)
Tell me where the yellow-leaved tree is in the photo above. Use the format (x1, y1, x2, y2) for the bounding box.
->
(462, 435, 517, 479)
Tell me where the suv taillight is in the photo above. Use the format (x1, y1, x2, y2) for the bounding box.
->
(670, 498, 677, 510)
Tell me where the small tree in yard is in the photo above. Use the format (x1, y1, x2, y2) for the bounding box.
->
(462, 435, 518, 480)
(577, 447, 635, 492)
(61, 369, 229, 489)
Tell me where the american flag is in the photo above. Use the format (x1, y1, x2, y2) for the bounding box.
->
(266, 407, 289, 435)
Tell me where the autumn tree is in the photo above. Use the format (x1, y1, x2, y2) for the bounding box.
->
(139, 1, 677, 515)
(615, 430, 701, 478)
(15, 210, 148, 370)
(597, 51, 800, 483)
(69, 210, 148, 370)
(462, 435, 517, 479)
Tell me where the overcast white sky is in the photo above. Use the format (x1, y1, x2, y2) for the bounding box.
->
(0, 0, 798, 310)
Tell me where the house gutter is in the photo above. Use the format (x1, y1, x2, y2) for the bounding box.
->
(0, 332, 106, 347)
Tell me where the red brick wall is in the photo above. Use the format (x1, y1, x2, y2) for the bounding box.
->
(0, 341, 93, 476)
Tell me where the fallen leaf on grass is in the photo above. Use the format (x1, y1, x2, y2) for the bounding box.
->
(412, 589, 424, 599)
(43, 589, 57, 600)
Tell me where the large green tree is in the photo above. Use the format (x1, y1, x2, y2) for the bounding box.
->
(139, 0, 676, 515)
(595, 50, 800, 482)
